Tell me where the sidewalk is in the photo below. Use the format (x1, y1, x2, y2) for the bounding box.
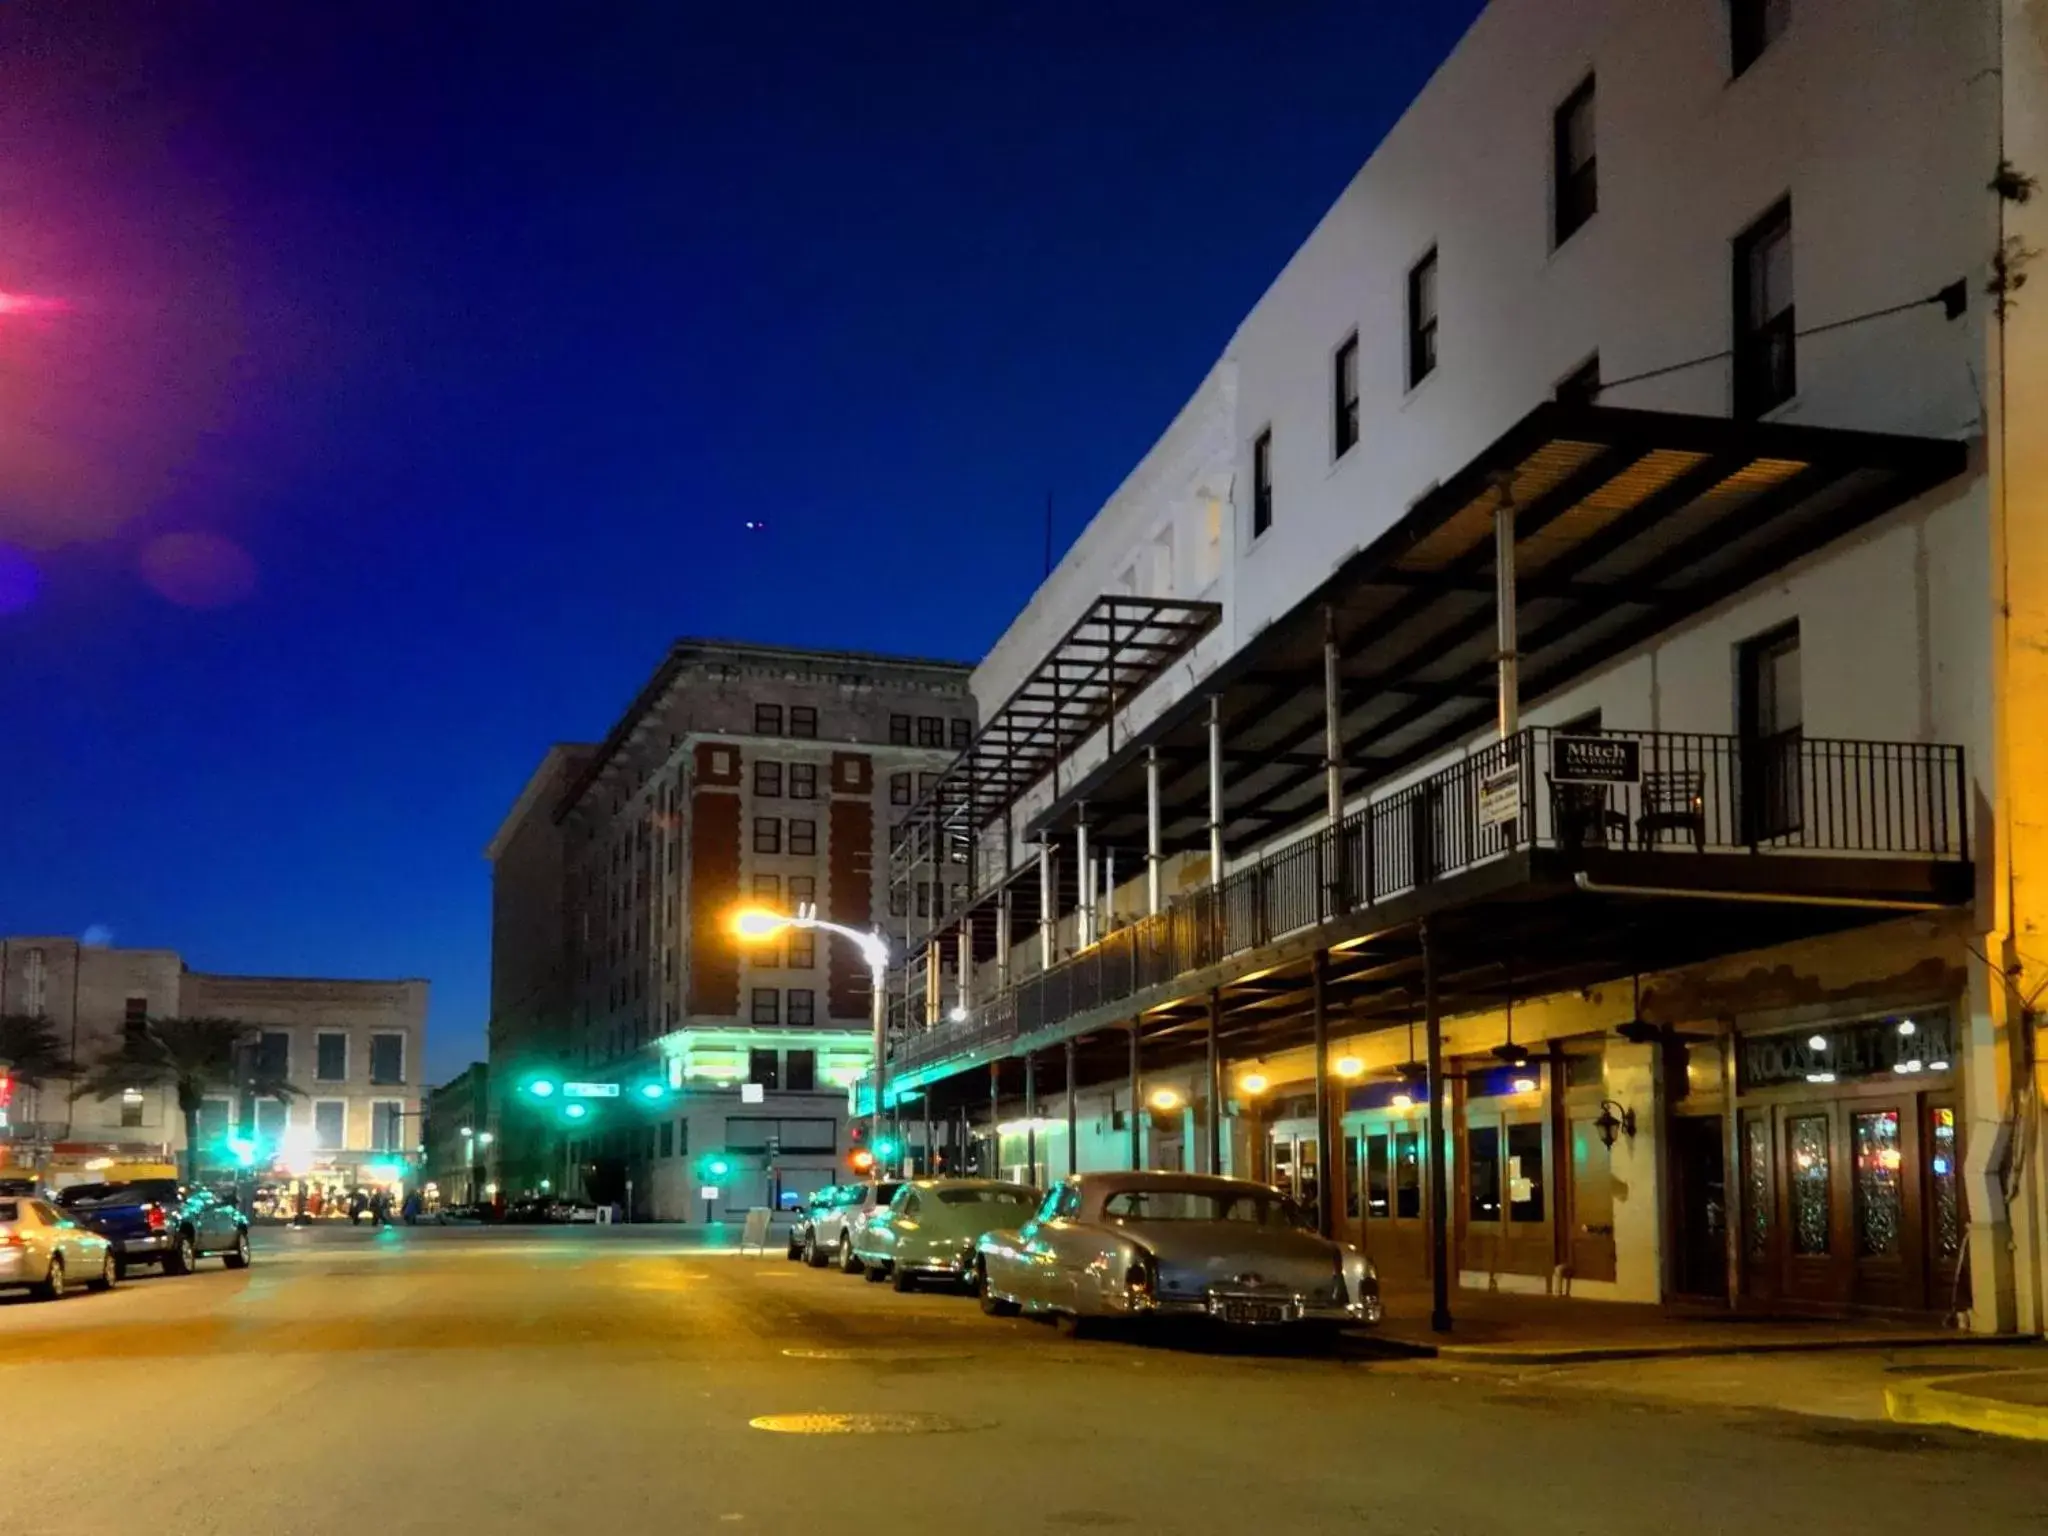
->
(1887, 1366, 2048, 1441)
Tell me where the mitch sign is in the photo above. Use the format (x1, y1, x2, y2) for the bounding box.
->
(1551, 735, 1641, 784)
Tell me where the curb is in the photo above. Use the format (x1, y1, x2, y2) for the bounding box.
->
(1378, 1332, 2032, 1367)
(1886, 1373, 2048, 1441)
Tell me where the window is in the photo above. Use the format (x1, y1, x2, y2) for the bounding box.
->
(786, 1049, 816, 1092)
(1738, 620, 1803, 839)
(1734, 198, 1794, 418)
(748, 1048, 780, 1090)
(787, 819, 816, 857)
(316, 1032, 347, 1082)
(123, 996, 148, 1045)
(659, 1121, 674, 1158)
(789, 705, 817, 739)
(754, 703, 783, 736)
(1506, 1121, 1546, 1222)
(787, 988, 816, 1026)
(753, 816, 782, 855)
(949, 718, 971, 749)
(1731, 0, 1789, 76)
(369, 1033, 405, 1086)
(788, 763, 817, 800)
(788, 874, 815, 909)
(890, 772, 913, 806)
(916, 772, 938, 798)
(888, 714, 911, 745)
(752, 873, 781, 904)
(1553, 76, 1596, 245)
(751, 988, 780, 1026)
(753, 760, 783, 797)
(1467, 1124, 1501, 1221)
(254, 1030, 289, 1080)
(256, 1098, 287, 1142)
(371, 1101, 406, 1153)
(787, 931, 816, 969)
(1556, 353, 1601, 407)
(1332, 335, 1360, 457)
(120, 1088, 145, 1128)
(1407, 248, 1438, 387)
(1365, 1134, 1390, 1218)
(1251, 428, 1273, 538)
(916, 716, 945, 748)
(313, 1100, 347, 1150)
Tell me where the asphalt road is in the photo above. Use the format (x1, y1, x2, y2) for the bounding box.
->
(3, 1224, 2044, 1536)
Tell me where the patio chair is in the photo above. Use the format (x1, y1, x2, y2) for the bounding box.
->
(1548, 777, 1629, 849)
(1637, 770, 1707, 850)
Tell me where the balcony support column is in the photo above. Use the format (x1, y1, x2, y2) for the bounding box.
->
(1103, 847, 1116, 932)
(1065, 1038, 1079, 1177)
(1023, 1050, 1037, 1188)
(1206, 987, 1223, 1175)
(954, 923, 972, 1019)
(1128, 1020, 1143, 1170)
(1312, 948, 1334, 1238)
(988, 1061, 1000, 1177)
(1494, 480, 1520, 741)
(1207, 696, 1226, 886)
(1075, 811, 1094, 950)
(995, 890, 1012, 992)
(1323, 605, 1347, 916)
(924, 939, 941, 1026)
(1145, 746, 1164, 916)
(1037, 838, 1055, 970)
(1424, 917, 1453, 1334)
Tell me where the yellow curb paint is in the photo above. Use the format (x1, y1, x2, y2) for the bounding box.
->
(1885, 1378, 2048, 1442)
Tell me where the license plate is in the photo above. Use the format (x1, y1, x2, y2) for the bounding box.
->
(1221, 1300, 1286, 1326)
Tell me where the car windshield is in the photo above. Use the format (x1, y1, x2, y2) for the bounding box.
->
(871, 1182, 904, 1205)
(59, 1180, 182, 1208)
(935, 1188, 1037, 1213)
(0, 1201, 17, 1223)
(1101, 1188, 1312, 1228)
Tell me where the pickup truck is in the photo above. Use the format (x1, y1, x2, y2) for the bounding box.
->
(57, 1179, 251, 1277)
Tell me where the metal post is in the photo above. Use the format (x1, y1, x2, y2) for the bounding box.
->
(995, 890, 1012, 992)
(1207, 696, 1225, 885)
(1206, 988, 1223, 1175)
(1312, 949, 1334, 1238)
(924, 938, 941, 1025)
(954, 924, 972, 1017)
(1323, 606, 1346, 916)
(1024, 1051, 1038, 1188)
(988, 1062, 1001, 1178)
(1038, 838, 1055, 970)
(923, 1097, 935, 1177)
(1145, 746, 1164, 916)
(1423, 918, 1451, 1334)
(1065, 1038, 1079, 1176)
(1494, 482, 1519, 740)
(869, 948, 887, 1175)
(1075, 812, 1093, 950)
(1128, 1022, 1143, 1170)
(1103, 847, 1116, 933)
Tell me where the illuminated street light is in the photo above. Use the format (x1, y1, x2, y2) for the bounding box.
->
(1238, 1071, 1269, 1096)
(1334, 1056, 1364, 1079)
(1147, 1087, 1183, 1113)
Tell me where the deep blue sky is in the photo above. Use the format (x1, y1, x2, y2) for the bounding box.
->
(0, 1, 1483, 1083)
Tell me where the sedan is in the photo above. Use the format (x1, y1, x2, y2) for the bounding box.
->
(785, 1186, 839, 1261)
(974, 1171, 1381, 1339)
(0, 1195, 118, 1300)
(854, 1179, 1040, 1291)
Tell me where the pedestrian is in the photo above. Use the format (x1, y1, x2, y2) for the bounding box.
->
(401, 1189, 421, 1226)
(349, 1189, 366, 1226)
(372, 1188, 391, 1225)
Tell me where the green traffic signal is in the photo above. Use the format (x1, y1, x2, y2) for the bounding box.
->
(872, 1136, 901, 1160)
(697, 1151, 732, 1180)
(637, 1081, 668, 1101)
(564, 1102, 589, 1120)
(525, 1078, 557, 1098)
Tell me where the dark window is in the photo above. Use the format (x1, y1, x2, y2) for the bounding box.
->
(360, 1035, 399, 1087)
(788, 763, 817, 800)
(748, 1048, 780, 1090)
(888, 888, 908, 917)
(1734, 199, 1794, 417)
(316, 1032, 347, 1082)
(314, 1100, 347, 1149)
(787, 819, 817, 857)
(1506, 1121, 1546, 1222)
(890, 772, 913, 806)
(1333, 335, 1360, 457)
(1366, 1134, 1391, 1218)
(1556, 353, 1601, 406)
(789, 705, 817, 739)
(1738, 621, 1803, 839)
(949, 718, 971, 749)
(754, 703, 783, 736)
(1407, 249, 1439, 388)
(916, 772, 938, 797)
(752, 873, 781, 903)
(750, 988, 780, 1027)
(198, 1098, 231, 1146)
(753, 817, 782, 855)
(1731, 0, 1789, 77)
(123, 996, 148, 1045)
(916, 716, 945, 748)
(257, 1031, 290, 1080)
(372, 1102, 406, 1153)
(788, 874, 815, 908)
(786, 1049, 816, 1092)
(787, 931, 816, 969)
(659, 1121, 674, 1158)
(787, 988, 816, 1026)
(1251, 429, 1273, 538)
(120, 1089, 144, 1128)
(1467, 1124, 1501, 1222)
(1553, 76, 1597, 245)
(753, 760, 783, 798)
(915, 882, 932, 918)
(888, 714, 912, 745)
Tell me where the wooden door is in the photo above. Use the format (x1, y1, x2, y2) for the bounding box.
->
(1566, 1114, 1618, 1284)
(1461, 1106, 1553, 1279)
(1356, 1117, 1430, 1283)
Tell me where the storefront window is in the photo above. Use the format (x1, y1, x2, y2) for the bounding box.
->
(1930, 1107, 1961, 1263)
(1851, 1110, 1903, 1258)
(1789, 1114, 1831, 1256)
(1467, 1125, 1501, 1221)
(1343, 1135, 1360, 1219)
(1744, 1117, 1770, 1259)
(1394, 1131, 1420, 1218)
(1506, 1122, 1544, 1222)
(1366, 1134, 1390, 1219)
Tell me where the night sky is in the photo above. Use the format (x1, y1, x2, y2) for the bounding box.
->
(0, 1, 1484, 1082)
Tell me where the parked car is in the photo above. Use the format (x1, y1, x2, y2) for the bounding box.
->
(854, 1179, 1041, 1291)
(0, 1195, 118, 1299)
(550, 1200, 600, 1223)
(805, 1180, 903, 1272)
(973, 1171, 1381, 1338)
(504, 1196, 557, 1224)
(785, 1186, 840, 1261)
(57, 1179, 251, 1277)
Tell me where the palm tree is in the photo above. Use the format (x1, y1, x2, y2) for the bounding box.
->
(74, 1017, 300, 1182)
(0, 1013, 75, 1089)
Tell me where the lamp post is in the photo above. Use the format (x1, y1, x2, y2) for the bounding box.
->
(734, 903, 892, 1176)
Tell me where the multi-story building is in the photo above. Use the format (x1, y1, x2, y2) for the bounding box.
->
(486, 640, 973, 1217)
(0, 936, 428, 1190)
(423, 1062, 491, 1207)
(879, 0, 2048, 1333)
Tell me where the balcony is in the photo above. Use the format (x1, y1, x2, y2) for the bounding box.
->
(891, 726, 1969, 1082)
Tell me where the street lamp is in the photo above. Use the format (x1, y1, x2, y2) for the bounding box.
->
(734, 902, 891, 1174)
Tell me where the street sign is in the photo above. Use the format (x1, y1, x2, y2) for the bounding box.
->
(1551, 735, 1641, 784)
(766, 1135, 781, 1157)
(562, 1082, 621, 1099)
(740, 1082, 766, 1104)
(699, 1185, 722, 1202)
(739, 1207, 772, 1255)
(1477, 766, 1521, 830)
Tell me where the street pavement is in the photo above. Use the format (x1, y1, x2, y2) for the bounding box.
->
(4, 1223, 2046, 1536)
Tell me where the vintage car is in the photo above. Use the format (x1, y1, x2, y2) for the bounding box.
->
(973, 1171, 1381, 1336)
(852, 1178, 1041, 1291)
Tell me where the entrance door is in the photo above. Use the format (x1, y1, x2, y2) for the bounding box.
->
(1671, 1115, 1726, 1299)
(1353, 1116, 1430, 1284)
(1462, 1104, 1552, 1280)
(1566, 1114, 1618, 1285)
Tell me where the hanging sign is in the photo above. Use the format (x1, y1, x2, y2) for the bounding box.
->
(1477, 766, 1522, 830)
(1551, 736, 1641, 784)
(563, 1081, 621, 1099)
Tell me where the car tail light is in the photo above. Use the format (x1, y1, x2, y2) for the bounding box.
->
(145, 1204, 166, 1232)
(1, 1232, 24, 1249)
(1125, 1255, 1156, 1295)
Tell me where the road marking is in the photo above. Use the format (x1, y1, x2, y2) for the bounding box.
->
(749, 1411, 987, 1435)
(780, 1346, 972, 1362)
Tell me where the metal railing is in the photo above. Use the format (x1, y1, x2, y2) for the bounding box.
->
(892, 729, 1967, 1070)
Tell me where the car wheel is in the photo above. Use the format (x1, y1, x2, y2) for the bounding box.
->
(89, 1250, 117, 1292)
(804, 1232, 829, 1269)
(36, 1253, 65, 1301)
(1053, 1311, 1097, 1341)
(891, 1263, 917, 1293)
(785, 1234, 803, 1261)
(224, 1230, 252, 1270)
(863, 1259, 889, 1283)
(976, 1261, 1018, 1317)
(838, 1234, 862, 1275)
(163, 1230, 197, 1276)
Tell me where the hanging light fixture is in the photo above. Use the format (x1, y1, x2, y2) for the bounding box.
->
(1615, 971, 1663, 1044)
(1491, 984, 1530, 1067)
(1393, 1004, 1429, 1083)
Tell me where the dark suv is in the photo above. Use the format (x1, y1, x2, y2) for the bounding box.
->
(57, 1180, 251, 1277)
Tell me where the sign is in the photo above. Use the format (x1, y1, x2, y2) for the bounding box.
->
(1477, 766, 1522, 830)
(740, 1081, 766, 1104)
(563, 1081, 621, 1099)
(699, 1185, 723, 1202)
(1740, 1010, 1956, 1090)
(1551, 735, 1641, 784)
(739, 1207, 773, 1254)
(766, 1135, 781, 1157)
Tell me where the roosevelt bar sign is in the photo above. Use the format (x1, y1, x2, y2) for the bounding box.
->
(1550, 735, 1641, 785)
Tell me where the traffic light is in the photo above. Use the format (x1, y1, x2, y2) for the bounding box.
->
(696, 1151, 732, 1180)
(564, 1102, 589, 1121)
(872, 1135, 901, 1162)
(636, 1080, 668, 1102)
(523, 1077, 557, 1099)
(849, 1149, 875, 1173)
(225, 1136, 258, 1169)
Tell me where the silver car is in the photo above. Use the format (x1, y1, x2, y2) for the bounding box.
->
(0, 1195, 119, 1300)
(973, 1171, 1381, 1337)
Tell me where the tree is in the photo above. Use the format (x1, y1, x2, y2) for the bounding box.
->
(0, 1013, 75, 1089)
(74, 1017, 300, 1183)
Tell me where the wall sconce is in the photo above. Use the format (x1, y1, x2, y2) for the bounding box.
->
(1594, 1099, 1637, 1150)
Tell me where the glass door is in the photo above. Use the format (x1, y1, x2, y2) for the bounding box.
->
(1352, 1115, 1429, 1284)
